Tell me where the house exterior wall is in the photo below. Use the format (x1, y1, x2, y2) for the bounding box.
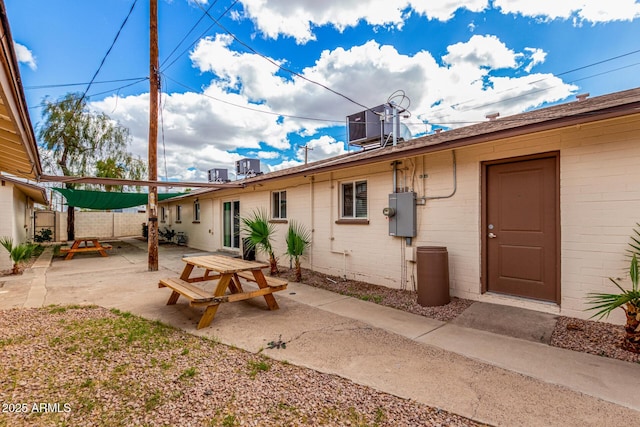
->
(158, 113, 640, 322)
(412, 114, 640, 322)
(0, 183, 15, 270)
(0, 181, 33, 270)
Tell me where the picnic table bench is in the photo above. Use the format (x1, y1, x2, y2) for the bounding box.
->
(158, 255, 287, 329)
(60, 238, 112, 260)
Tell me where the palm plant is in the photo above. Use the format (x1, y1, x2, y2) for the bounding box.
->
(241, 209, 279, 275)
(285, 221, 311, 282)
(627, 223, 640, 258)
(587, 252, 640, 354)
(0, 237, 36, 275)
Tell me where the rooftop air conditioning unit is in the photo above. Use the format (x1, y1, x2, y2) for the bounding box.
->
(347, 104, 403, 146)
(235, 158, 261, 176)
(208, 168, 229, 183)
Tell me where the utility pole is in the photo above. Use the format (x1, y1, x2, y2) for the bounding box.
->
(299, 144, 313, 164)
(148, 0, 159, 271)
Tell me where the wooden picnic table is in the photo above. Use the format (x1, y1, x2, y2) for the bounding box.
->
(158, 255, 288, 329)
(60, 238, 112, 261)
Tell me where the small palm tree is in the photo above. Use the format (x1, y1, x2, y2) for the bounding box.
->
(0, 237, 36, 275)
(285, 221, 311, 282)
(241, 209, 279, 275)
(587, 253, 640, 354)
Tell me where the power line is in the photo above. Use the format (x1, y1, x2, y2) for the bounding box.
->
(163, 74, 344, 124)
(27, 78, 149, 111)
(426, 48, 640, 118)
(418, 60, 640, 127)
(24, 77, 147, 90)
(77, 0, 139, 105)
(159, 78, 169, 182)
(192, 1, 372, 112)
(160, 0, 221, 69)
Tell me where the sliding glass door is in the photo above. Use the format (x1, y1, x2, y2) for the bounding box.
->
(223, 200, 240, 249)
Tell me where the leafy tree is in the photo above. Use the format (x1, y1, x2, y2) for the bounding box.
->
(0, 237, 36, 275)
(95, 157, 125, 192)
(95, 157, 145, 193)
(241, 209, 279, 275)
(285, 221, 311, 282)
(38, 92, 146, 239)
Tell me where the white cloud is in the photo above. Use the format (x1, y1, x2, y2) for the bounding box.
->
(257, 151, 281, 159)
(443, 35, 518, 69)
(238, 1, 492, 44)
(14, 43, 37, 70)
(523, 47, 547, 72)
(410, 0, 489, 21)
(240, 0, 408, 44)
(297, 135, 347, 162)
(91, 34, 575, 181)
(237, 0, 640, 44)
(494, 0, 640, 23)
(269, 135, 348, 170)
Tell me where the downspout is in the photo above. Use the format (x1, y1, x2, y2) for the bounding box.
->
(309, 175, 314, 269)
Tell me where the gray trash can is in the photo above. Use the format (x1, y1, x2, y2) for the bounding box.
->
(416, 246, 450, 307)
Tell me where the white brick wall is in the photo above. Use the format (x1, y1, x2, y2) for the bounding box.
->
(157, 114, 640, 321)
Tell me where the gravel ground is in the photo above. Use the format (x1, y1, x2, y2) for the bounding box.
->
(280, 268, 640, 364)
(3, 253, 639, 365)
(0, 306, 484, 427)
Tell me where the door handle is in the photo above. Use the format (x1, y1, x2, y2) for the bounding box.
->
(488, 232, 497, 239)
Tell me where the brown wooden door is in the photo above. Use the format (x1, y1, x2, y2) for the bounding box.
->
(485, 155, 558, 303)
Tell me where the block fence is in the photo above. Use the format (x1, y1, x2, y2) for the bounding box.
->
(35, 211, 146, 242)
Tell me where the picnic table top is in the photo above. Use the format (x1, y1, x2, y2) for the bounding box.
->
(181, 255, 269, 274)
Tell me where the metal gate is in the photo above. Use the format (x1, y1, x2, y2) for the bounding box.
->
(34, 210, 56, 242)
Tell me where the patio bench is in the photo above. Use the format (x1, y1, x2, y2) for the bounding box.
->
(158, 277, 216, 306)
(235, 270, 288, 288)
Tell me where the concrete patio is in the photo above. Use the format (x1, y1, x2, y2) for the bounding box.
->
(1, 237, 639, 426)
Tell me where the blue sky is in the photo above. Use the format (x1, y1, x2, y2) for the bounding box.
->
(6, 0, 640, 182)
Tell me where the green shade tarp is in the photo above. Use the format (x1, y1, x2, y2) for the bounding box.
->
(53, 188, 184, 210)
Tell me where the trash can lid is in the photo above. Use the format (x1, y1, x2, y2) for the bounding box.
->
(416, 246, 447, 252)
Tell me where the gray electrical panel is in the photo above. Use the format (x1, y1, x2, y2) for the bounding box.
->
(388, 192, 416, 237)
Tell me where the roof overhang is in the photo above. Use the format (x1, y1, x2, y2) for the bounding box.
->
(0, 2, 42, 179)
(39, 175, 244, 189)
(1, 174, 48, 205)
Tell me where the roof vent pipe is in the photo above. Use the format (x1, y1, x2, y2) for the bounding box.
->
(485, 112, 500, 121)
(576, 93, 590, 101)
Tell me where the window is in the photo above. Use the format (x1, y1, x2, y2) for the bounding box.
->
(223, 200, 240, 249)
(176, 205, 182, 222)
(193, 199, 200, 222)
(272, 190, 287, 219)
(341, 181, 367, 218)
(160, 206, 166, 222)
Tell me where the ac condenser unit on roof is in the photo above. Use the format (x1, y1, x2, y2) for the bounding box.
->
(347, 104, 405, 146)
(208, 168, 229, 183)
(235, 158, 261, 176)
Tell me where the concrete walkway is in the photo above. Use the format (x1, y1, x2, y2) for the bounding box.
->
(1, 237, 639, 426)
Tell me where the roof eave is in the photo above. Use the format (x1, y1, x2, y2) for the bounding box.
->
(0, 1, 42, 179)
(1, 175, 48, 205)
